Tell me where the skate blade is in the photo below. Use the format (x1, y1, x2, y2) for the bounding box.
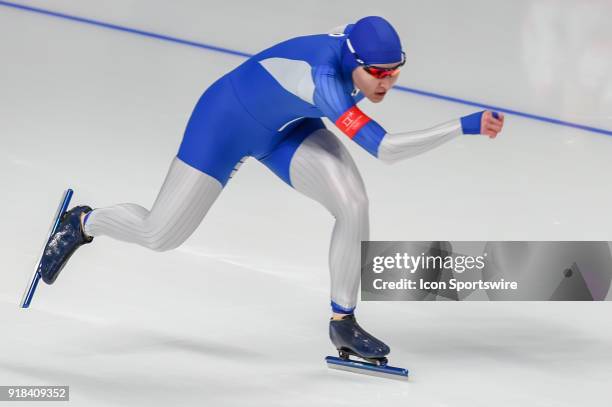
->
(325, 356, 409, 381)
(20, 188, 74, 308)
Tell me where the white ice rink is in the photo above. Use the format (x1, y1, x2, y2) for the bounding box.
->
(1, 0, 612, 405)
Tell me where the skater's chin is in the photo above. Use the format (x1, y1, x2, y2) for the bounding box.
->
(366, 90, 387, 102)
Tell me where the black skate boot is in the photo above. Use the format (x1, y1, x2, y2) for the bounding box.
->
(329, 314, 390, 364)
(326, 314, 408, 379)
(39, 205, 94, 284)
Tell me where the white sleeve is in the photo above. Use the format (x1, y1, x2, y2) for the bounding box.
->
(376, 119, 463, 164)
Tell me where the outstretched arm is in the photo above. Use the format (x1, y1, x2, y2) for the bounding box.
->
(377, 111, 505, 163)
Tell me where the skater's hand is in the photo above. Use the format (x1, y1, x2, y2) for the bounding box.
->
(460, 110, 504, 137)
(480, 111, 504, 139)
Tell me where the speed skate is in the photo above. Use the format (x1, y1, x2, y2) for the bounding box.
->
(20, 188, 74, 308)
(325, 353, 409, 380)
(326, 314, 409, 380)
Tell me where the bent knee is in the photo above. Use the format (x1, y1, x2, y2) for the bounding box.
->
(333, 190, 369, 221)
(140, 221, 186, 252)
(146, 238, 182, 252)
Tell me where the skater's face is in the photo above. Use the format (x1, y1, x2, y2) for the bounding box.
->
(352, 61, 402, 103)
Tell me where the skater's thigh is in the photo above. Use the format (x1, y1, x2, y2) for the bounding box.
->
(148, 157, 224, 221)
(258, 118, 325, 186)
(261, 121, 367, 211)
